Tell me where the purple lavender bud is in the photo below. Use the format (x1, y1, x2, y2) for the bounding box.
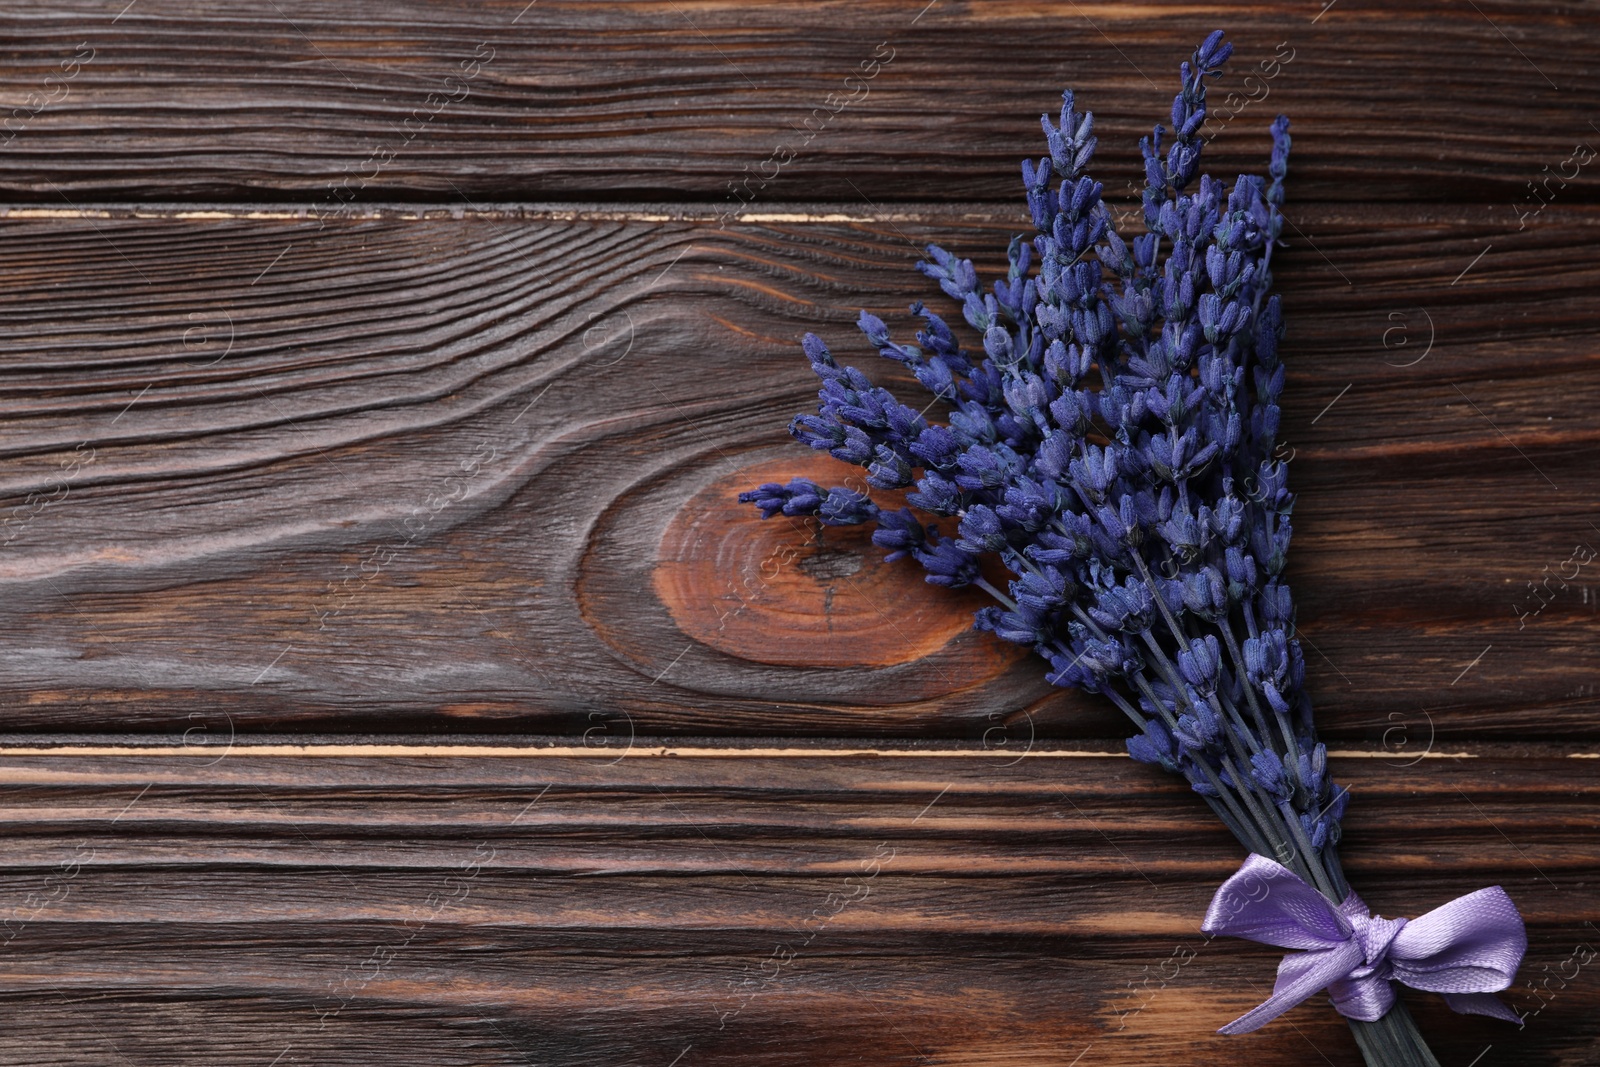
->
(988, 608, 1048, 646)
(790, 413, 841, 453)
(1098, 228, 1134, 279)
(1077, 303, 1115, 349)
(1255, 459, 1291, 509)
(856, 310, 892, 348)
(963, 292, 997, 333)
(1196, 352, 1231, 395)
(1174, 702, 1223, 753)
(907, 470, 962, 515)
(801, 332, 838, 375)
(1325, 782, 1349, 822)
(866, 444, 914, 489)
(1194, 30, 1233, 72)
(1224, 544, 1258, 599)
(1016, 566, 1073, 616)
(1068, 444, 1118, 503)
(1165, 140, 1200, 189)
(1261, 680, 1292, 716)
(1034, 429, 1075, 482)
(832, 425, 876, 465)
(1178, 634, 1222, 690)
(1251, 749, 1291, 800)
(997, 478, 1056, 532)
(1079, 634, 1136, 677)
(1254, 362, 1286, 405)
(957, 363, 1005, 413)
(1026, 184, 1054, 233)
(983, 325, 1016, 367)
(817, 486, 879, 526)
(1211, 495, 1246, 541)
(1003, 371, 1051, 422)
(885, 401, 926, 442)
(955, 443, 1023, 491)
(1198, 294, 1250, 345)
(1219, 411, 1243, 454)
(1251, 629, 1291, 689)
(1031, 512, 1093, 565)
(1094, 503, 1128, 544)
(1127, 718, 1180, 772)
(1272, 520, 1293, 569)
(956, 504, 1008, 555)
(1268, 115, 1292, 209)
(738, 479, 821, 520)
(1153, 574, 1186, 617)
(1156, 508, 1200, 559)
(1132, 232, 1159, 272)
(912, 359, 958, 401)
(1066, 176, 1101, 221)
(871, 508, 927, 562)
(1049, 391, 1092, 437)
(913, 533, 980, 588)
(1241, 634, 1266, 681)
(916, 244, 979, 303)
(1041, 90, 1098, 178)
(1181, 568, 1228, 619)
(911, 305, 968, 368)
(1258, 580, 1293, 625)
(1158, 270, 1195, 322)
(1250, 402, 1282, 445)
(1046, 644, 1102, 692)
(1120, 576, 1155, 629)
(909, 424, 961, 471)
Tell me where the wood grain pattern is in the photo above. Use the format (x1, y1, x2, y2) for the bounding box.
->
(0, 746, 1589, 1066)
(0, 204, 1595, 737)
(0, 4, 1596, 1063)
(0, 2, 1592, 204)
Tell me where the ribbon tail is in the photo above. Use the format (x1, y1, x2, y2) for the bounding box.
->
(1219, 942, 1363, 1035)
(1442, 991, 1524, 1026)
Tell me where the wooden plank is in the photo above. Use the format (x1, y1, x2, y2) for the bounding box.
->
(0, 2, 1592, 203)
(0, 203, 1595, 736)
(0, 747, 1589, 1065)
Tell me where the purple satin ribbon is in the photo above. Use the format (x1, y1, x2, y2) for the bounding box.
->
(1202, 854, 1527, 1034)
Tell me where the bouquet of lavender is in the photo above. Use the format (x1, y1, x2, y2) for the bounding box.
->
(741, 32, 1527, 1067)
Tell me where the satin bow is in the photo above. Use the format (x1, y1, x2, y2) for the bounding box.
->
(1202, 854, 1527, 1034)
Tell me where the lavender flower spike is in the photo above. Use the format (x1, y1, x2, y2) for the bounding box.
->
(741, 32, 1521, 1067)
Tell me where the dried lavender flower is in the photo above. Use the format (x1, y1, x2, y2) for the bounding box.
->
(740, 32, 1522, 1066)
(744, 29, 1328, 877)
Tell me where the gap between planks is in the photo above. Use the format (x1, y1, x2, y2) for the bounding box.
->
(0, 204, 1026, 224)
(0, 743, 1587, 759)
(12, 202, 1598, 225)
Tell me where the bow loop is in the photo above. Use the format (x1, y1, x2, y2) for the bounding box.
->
(1201, 854, 1351, 950)
(1201, 856, 1526, 1034)
(1389, 885, 1527, 993)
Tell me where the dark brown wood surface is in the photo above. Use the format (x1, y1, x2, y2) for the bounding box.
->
(0, 1, 1595, 1064)
(0, 744, 1592, 1066)
(0, 1, 1593, 205)
(0, 204, 1596, 738)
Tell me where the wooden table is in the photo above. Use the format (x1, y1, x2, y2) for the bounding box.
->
(0, 2, 1594, 1064)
